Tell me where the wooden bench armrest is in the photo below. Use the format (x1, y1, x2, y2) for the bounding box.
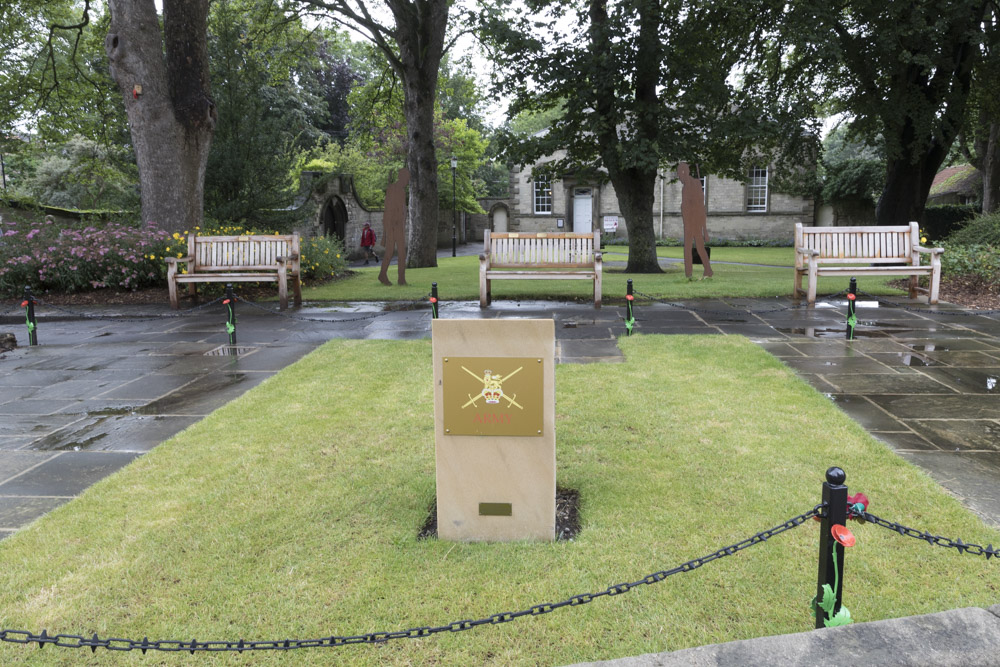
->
(276, 253, 299, 263)
(913, 245, 944, 255)
(164, 256, 191, 266)
(795, 247, 820, 257)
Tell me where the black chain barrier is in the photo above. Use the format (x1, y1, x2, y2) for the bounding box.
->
(855, 289, 1000, 318)
(632, 290, 850, 317)
(851, 507, 1000, 559)
(19, 296, 228, 323)
(235, 292, 434, 324)
(0, 505, 822, 654)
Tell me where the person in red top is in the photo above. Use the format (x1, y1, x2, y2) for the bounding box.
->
(360, 222, 377, 265)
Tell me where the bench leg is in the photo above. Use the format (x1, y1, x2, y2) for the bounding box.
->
(292, 275, 302, 307)
(479, 267, 488, 308)
(278, 280, 288, 311)
(594, 272, 601, 309)
(908, 274, 918, 300)
(168, 278, 179, 310)
(807, 263, 818, 304)
(929, 267, 941, 305)
(793, 269, 803, 299)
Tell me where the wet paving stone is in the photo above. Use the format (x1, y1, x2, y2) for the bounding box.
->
(0, 497, 69, 531)
(906, 419, 1000, 451)
(0, 399, 87, 416)
(823, 394, 906, 431)
(914, 350, 1000, 367)
(871, 431, 941, 451)
(869, 394, 1000, 420)
(100, 374, 200, 400)
(0, 451, 57, 479)
(0, 451, 140, 496)
(816, 373, 959, 395)
(781, 357, 897, 374)
(919, 368, 1000, 394)
(28, 413, 201, 452)
(865, 352, 944, 368)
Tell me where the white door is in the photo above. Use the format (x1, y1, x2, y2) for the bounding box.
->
(493, 207, 508, 233)
(573, 188, 593, 234)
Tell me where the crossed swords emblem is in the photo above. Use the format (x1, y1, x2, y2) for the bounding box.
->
(461, 365, 523, 410)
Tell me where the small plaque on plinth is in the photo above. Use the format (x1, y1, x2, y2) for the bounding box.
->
(432, 319, 555, 542)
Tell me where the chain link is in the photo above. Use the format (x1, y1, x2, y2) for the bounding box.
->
(852, 508, 1000, 559)
(24, 296, 227, 322)
(0, 506, 821, 654)
(632, 290, 840, 317)
(235, 292, 433, 324)
(855, 290, 1000, 318)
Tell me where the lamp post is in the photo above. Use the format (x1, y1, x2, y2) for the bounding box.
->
(450, 155, 457, 257)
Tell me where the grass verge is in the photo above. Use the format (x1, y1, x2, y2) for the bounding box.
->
(301, 252, 905, 303)
(1, 336, 997, 665)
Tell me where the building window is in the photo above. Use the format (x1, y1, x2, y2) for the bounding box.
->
(533, 174, 553, 214)
(746, 166, 768, 212)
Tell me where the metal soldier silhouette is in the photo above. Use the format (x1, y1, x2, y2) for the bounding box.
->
(678, 161, 713, 279)
(379, 167, 410, 286)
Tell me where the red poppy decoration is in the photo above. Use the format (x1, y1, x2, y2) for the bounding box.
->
(223, 299, 231, 305)
(626, 294, 634, 301)
(831, 524, 856, 547)
(21, 300, 29, 307)
(429, 297, 437, 304)
(847, 293, 856, 301)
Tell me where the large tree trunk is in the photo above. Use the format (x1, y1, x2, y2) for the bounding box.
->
(875, 153, 943, 226)
(401, 54, 442, 268)
(609, 170, 661, 272)
(396, 0, 448, 269)
(105, 0, 215, 234)
(978, 121, 1000, 213)
(588, 0, 662, 273)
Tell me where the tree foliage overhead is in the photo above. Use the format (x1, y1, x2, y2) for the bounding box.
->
(751, 0, 991, 225)
(481, 0, 807, 272)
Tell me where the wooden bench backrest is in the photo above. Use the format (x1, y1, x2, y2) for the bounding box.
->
(189, 234, 299, 272)
(485, 231, 600, 268)
(795, 222, 918, 264)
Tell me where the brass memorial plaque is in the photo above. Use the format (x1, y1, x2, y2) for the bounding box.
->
(442, 357, 544, 436)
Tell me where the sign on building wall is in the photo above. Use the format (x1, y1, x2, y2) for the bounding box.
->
(603, 216, 619, 232)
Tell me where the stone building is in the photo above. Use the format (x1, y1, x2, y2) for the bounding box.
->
(471, 156, 815, 244)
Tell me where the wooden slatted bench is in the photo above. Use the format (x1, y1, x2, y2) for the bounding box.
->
(794, 222, 943, 304)
(166, 233, 302, 310)
(479, 231, 603, 308)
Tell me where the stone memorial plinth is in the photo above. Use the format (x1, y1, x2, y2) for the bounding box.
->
(432, 319, 555, 542)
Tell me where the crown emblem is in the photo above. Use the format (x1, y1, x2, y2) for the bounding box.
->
(462, 366, 523, 410)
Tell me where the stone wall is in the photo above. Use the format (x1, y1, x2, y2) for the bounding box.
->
(505, 164, 816, 243)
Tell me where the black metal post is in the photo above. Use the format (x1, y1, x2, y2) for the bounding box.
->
(22, 286, 37, 346)
(224, 284, 237, 346)
(815, 466, 848, 628)
(625, 279, 635, 336)
(430, 282, 439, 319)
(846, 277, 857, 341)
(451, 161, 457, 258)
(1, 153, 7, 191)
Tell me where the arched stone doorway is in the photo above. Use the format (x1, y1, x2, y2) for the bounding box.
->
(491, 203, 509, 234)
(321, 196, 348, 244)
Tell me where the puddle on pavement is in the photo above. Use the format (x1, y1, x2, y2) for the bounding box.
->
(774, 327, 889, 338)
(908, 344, 949, 352)
(205, 345, 258, 357)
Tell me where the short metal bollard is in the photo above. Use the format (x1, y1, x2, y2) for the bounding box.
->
(814, 466, 851, 628)
(846, 277, 857, 340)
(430, 282, 439, 319)
(21, 286, 38, 346)
(223, 284, 237, 345)
(625, 279, 635, 336)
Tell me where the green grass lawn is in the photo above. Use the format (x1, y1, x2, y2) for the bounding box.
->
(301, 251, 905, 304)
(1, 336, 997, 665)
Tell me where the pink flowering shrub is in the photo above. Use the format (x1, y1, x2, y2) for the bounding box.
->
(0, 215, 171, 295)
